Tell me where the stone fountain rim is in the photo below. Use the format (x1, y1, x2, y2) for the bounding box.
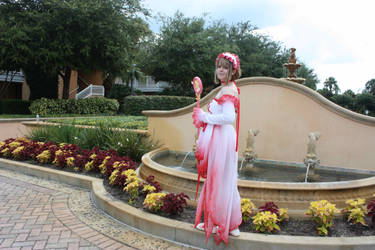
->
(144, 146, 375, 191)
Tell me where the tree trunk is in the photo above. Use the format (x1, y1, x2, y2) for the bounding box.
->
(62, 68, 71, 99)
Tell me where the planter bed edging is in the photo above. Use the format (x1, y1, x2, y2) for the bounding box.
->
(0, 158, 374, 250)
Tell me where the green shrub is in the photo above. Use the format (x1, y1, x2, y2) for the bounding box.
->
(27, 122, 156, 162)
(0, 99, 32, 114)
(109, 84, 131, 104)
(121, 95, 194, 115)
(29, 97, 119, 116)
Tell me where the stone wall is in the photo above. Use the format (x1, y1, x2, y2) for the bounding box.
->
(144, 77, 375, 171)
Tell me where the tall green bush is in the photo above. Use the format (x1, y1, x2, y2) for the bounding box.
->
(109, 84, 131, 105)
(29, 97, 119, 116)
(0, 99, 32, 114)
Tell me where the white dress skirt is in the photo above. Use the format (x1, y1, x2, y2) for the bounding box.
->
(194, 92, 242, 245)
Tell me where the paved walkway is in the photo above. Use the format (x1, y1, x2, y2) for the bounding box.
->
(0, 166, 196, 250)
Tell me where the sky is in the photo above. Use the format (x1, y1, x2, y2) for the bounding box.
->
(141, 0, 375, 93)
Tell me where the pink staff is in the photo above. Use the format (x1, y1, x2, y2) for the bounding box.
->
(192, 76, 203, 134)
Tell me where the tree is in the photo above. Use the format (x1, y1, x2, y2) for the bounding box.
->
(343, 89, 356, 98)
(332, 94, 355, 110)
(297, 63, 319, 90)
(226, 21, 289, 78)
(140, 12, 318, 96)
(0, 0, 149, 99)
(139, 12, 227, 95)
(354, 93, 375, 115)
(364, 79, 375, 95)
(323, 77, 340, 95)
(317, 88, 334, 101)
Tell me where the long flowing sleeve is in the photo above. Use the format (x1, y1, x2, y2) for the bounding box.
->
(200, 101, 235, 125)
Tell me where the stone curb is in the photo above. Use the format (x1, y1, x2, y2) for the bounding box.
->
(1, 158, 375, 250)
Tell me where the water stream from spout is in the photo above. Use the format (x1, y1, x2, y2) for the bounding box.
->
(239, 158, 246, 171)
(181, 151, 192, 167)
(304, 163, 311, 183)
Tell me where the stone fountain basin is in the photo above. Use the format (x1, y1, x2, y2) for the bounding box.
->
(140, 146, 375, 214)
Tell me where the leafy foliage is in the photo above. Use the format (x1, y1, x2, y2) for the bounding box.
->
(341, 198, 367, 225)
(252, 211, 280, 233)
(305, 200, 339, 236)
(29, 98, 119, 116)
(367, 199, 375, 224)
(109, 84, 132, 105)
(143, 192, 166, 212)
(364, 79, 375, 95)
(259, 202, 280, 216)
(27, 122, 156, 162)
(241, 198, 256, 222)
(0, 99, 31, 114)
(323, 77, 340, 95)
(161, 192, 189, 216)
(0, 0, 149, 98)
(139, 12, 315, 96)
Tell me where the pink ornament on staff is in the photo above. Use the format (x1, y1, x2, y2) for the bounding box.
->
(192, 76, 203, 108)
(192, 76, 203, 136)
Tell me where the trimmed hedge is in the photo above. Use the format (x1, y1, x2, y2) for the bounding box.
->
(29, 97, 119, 116)
(0, 99, 32, 114)
(121, 95, 195, 115)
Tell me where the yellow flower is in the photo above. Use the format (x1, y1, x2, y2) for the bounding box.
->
(99, 156, 111, 174)
(85, 161, 94, 172)
(36, 150, 51, 163)
(89, 153, 97, 160)
(143, 184, 156, 194)
(109, 169, 120, 185)
(0, 141, 5, 147)
(66, 157, 75, 167)
(1, 147, 10, 156)
(124, 169, 137, 177)
(124, 181, 139, 192)
(143, 192, 166, 212)
(11, 146, 24, 157)
(9, 141, 21, 148)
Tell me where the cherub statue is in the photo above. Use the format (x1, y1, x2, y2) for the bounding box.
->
(306, 132, 320, 159)
(246, 129, 259, 153)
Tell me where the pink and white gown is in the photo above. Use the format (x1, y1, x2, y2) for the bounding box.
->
(193, 82, 242, 245)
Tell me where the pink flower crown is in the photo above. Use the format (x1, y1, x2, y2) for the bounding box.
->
(216, 52, 240, 71)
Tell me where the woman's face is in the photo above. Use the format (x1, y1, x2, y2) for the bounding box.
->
(216, 61, 229, 83)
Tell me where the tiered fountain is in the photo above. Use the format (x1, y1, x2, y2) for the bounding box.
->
(282, 48, 306, 84)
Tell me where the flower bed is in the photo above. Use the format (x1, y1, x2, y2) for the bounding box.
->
(0, 137, 189, 218)
(1, 137, 375, 237)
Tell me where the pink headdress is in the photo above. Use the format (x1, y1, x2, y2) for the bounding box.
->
(216, 52, 240, 71)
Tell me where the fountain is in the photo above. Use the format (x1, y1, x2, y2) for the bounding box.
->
(282, 48, 306, 84)
(141, 54, 375, 214)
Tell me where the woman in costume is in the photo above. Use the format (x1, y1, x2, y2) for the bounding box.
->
(192, 52, 242, 245)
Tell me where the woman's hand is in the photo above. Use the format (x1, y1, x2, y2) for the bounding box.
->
(192, 107, 206, 128)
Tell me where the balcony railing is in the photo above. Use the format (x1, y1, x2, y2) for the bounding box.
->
(75, 84, 104, 99)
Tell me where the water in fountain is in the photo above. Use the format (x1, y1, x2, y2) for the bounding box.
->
(155, 151, 375, 182)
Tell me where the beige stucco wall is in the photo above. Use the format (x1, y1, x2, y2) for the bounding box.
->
(144, 77, 375, 171)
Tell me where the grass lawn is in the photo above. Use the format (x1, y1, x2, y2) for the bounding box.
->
(47, 116, 148, 130)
